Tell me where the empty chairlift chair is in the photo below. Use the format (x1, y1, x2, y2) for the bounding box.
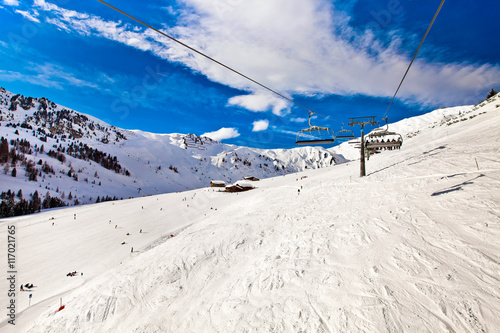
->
(296, 112, 336, 145)
(335, 123, 355, 140)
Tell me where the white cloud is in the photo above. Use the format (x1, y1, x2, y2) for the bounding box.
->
(15, 9, 40, 23)
(251, 119, 269, 132)
(202, 127, 240, 141)
(29, 0, 500, 111)
(228, 93, 290, 116)
(164, 0, 500, 107)
(3, 0, 19, 6)
(290, 117, 307, 123)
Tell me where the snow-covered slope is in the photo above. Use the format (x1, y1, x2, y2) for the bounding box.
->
(0, 87, 344, 212)
(0, 94, 499, 332)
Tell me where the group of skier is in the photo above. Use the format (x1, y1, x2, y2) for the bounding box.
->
(368, 138, 402, 150)
(20, 283, 34, 291)
(66, 271, 82, 277)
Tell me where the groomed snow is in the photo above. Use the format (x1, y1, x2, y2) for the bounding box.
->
(1, 98, 499, 332)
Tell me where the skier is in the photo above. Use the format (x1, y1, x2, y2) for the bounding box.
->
(131, 247, 133, 253)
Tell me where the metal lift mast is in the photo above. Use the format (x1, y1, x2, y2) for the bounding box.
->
(348, 117, 377, 177)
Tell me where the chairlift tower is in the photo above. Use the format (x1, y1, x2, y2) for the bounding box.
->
(348, 117, 377, 177)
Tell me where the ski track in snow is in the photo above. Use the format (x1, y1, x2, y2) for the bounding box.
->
(1, 98, 500, 332)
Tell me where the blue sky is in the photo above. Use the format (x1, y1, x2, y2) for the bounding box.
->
(0, 0, 499, 148)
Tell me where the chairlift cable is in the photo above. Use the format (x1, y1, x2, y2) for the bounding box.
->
(382, 0, 446, 119)
(97, 0, 320, 116)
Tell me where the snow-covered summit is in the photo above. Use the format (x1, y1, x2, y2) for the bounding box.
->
(0, 87, 345, 214)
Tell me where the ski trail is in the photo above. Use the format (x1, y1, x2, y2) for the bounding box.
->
(307, 294, 333, 333)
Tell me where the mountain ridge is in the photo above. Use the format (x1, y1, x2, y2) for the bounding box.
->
(0, 87, 346, 216)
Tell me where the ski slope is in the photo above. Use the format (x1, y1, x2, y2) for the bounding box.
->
(1, 98, 499, 332)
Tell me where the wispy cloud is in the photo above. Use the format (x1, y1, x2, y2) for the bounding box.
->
(290, 117, 307, 123)
(31, 62, 99, 89)
(273, 128, 300, 137)
(0, 61, 100, 90)
(25, 0, 500, 112)
(15, 9, 40, 23)
(251, 119, 269, 132)
(202, 127, 240, 141)
(0, 69, 63, 89)
(46, 17, 70, 32)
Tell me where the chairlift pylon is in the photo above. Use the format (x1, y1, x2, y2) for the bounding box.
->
(295, 112, 335, 145)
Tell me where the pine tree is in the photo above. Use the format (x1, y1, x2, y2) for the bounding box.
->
(29, 190, 41, 213)
(14, 199, 29, 216)
(42, 192, 51, 209)
(0, 137, 9, 163)
(487, 88, 498, 99)
(11, 168, 16, 177)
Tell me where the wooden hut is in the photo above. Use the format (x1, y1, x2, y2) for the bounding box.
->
(244, 176, 260, 181)
(210, 180, 226, 187)
(224, 182, 255, 192)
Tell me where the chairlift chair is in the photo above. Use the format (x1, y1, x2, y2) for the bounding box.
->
(295, 112, 335, 145)
(335, 123, 355, 140)
(364, 118, 403, 150)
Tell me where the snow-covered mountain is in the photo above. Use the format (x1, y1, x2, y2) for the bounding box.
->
(0, 92, 498, 332)
(0, 87, 346, 215)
